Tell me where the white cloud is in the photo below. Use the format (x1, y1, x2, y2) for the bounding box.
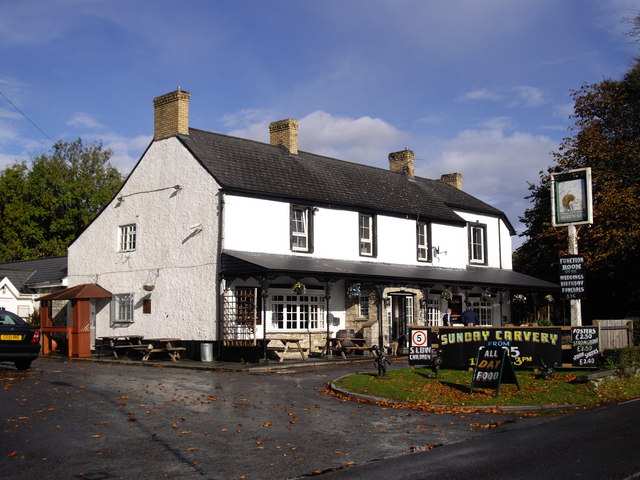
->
(100, 134, 151, 173)
(461, 86, 548, 108)
(67, 112, 106, 130)
(227, 110, 407, 166)
(418, 121, 559, 236)
(462, 89, 503, 102)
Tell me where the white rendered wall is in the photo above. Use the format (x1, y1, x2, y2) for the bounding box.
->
(223, 195, 513, 270)
(68, 138, 220, 340)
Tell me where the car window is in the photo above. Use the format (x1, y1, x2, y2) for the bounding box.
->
(0, 312, 25, 326)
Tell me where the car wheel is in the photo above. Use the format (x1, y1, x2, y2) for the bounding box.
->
(14, 360, 32, 370)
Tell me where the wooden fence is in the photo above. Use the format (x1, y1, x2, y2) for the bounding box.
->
(593, 319, 634, 350)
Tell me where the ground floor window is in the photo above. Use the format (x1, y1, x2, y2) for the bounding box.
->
(111, 293, 134, 325)
(469, 300, 492, 326)
(270, 293, 325, 331)
(426, 296, 441, 326)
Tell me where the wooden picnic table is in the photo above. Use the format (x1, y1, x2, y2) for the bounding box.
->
(96, 335, 145, 359)
(265, 337, 307, 362)
(322, 337, 372, 360)
(133, 338, 186, 362)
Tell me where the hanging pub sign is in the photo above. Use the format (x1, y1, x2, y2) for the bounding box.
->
(470, 346, 520, 397)
(559, 254, 586, 300)
(551, 167, 593, 226)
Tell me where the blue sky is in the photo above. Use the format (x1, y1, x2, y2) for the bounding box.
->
(1, 0, 638, 248)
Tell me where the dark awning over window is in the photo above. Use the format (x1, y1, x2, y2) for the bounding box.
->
(221, 251, 558, 291)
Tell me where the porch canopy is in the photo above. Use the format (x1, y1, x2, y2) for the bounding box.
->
(221, 250, 559, 291)
(38, 283, 112, 358)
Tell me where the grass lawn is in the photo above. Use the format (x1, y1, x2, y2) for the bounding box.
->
(333, 367, 640, 409)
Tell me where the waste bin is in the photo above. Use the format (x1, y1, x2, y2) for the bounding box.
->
(200, 342, 213, 362)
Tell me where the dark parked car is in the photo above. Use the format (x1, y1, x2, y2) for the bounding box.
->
(0, 309, 40, 370)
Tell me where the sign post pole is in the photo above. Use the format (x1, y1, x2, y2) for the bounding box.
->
(551, 167, 593, 327)
(568, 224, 582, 326)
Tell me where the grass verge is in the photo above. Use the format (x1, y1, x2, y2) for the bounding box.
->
(333, 368, 640, 409)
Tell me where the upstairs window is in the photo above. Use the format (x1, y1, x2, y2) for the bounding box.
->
(119, 224, 137, 252)
(359, 214, 376, 257)
(290, 205, 313, 253)
(417, 222, 432, 262)
(468, 223, 487, 264)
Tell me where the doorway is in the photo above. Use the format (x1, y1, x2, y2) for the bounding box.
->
(387, 293, 414, 345)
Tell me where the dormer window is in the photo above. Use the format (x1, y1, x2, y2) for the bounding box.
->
(468, 223, 487, 264)
(290, 205, 313, 253)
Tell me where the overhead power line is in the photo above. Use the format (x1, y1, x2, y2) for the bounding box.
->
(0, 88, 54, 143)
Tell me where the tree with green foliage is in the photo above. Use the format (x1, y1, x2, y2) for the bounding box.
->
(0, 139, 124, 261)
(515, 58, 640, 321)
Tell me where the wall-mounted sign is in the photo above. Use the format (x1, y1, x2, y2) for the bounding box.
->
(551, 168, 593, 227)
(438, 327, 563, 369)
(559, 255, 586, 300)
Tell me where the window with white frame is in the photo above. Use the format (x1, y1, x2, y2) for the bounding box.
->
(270, 293, 325, 331)
(426, 296, 441, 327)
(359, 295, 370, 318)
(290, 205, 313, 252)
(469, 300, 492, 326)
(119, 224, 137, 252)
(417, 222, 432, 262)
(468, 223, 487, 264)
(111, 293, 134, 324)
(359, 214, 375, 256)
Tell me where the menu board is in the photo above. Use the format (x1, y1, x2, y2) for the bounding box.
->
(470, 346, 519, 397)
(571, 327, 600, 367)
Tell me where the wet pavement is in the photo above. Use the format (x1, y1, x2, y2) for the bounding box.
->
(0, 355, 551, 480)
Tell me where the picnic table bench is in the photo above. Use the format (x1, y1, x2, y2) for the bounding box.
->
(265, 337, 307, 362)
(96, 335, 145, 359)
(133, 338, 186, 362)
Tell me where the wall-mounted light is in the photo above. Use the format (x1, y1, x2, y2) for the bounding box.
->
(384, 297, 390, 307)
(173, 185, 182, 192)
(433, 246, 448, 257)
(190, 223, 203, 234)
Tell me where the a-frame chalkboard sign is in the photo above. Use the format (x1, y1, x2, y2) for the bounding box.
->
(470, 346, 520, 397)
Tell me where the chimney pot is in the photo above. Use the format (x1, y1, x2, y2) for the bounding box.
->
(441, 173, 463, 190)
(153, 88, 190, 141)
(388, 148, 415, 179)
(269, 118, 298, 154)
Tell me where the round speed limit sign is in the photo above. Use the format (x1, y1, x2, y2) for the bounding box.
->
(411, 329, 429, 347)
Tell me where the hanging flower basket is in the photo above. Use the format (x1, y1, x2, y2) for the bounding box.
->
(481, 292, 492, 301)
(441, 289, 453, 301)
(513, 293, 527, 304)
(347, 283, 361, 298)
(292, 282, 306, 295)
(545, 294, 554, 303)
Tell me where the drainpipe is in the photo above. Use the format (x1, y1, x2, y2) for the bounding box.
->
(215, 189, 225, 360)
(375, 284, 385, 348)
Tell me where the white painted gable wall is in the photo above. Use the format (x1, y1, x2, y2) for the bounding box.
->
(69, 138, 220, 340)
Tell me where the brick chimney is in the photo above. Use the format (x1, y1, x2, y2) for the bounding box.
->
(388, 148, 415, 179)
(153, 88, 190, 141)
(269, 118, 298, 154)
(441, 173, 463, 190)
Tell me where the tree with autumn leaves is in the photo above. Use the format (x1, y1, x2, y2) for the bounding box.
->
(0, 139, 123, 262)
(515, 57, 640, 321)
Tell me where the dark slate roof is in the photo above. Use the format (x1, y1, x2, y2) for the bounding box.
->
(179, 128, 514, 231)
(0, 257, 67, 293)
(222, 251, 558, 290)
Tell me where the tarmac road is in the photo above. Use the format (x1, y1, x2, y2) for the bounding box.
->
(0, 357, 554, 480)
